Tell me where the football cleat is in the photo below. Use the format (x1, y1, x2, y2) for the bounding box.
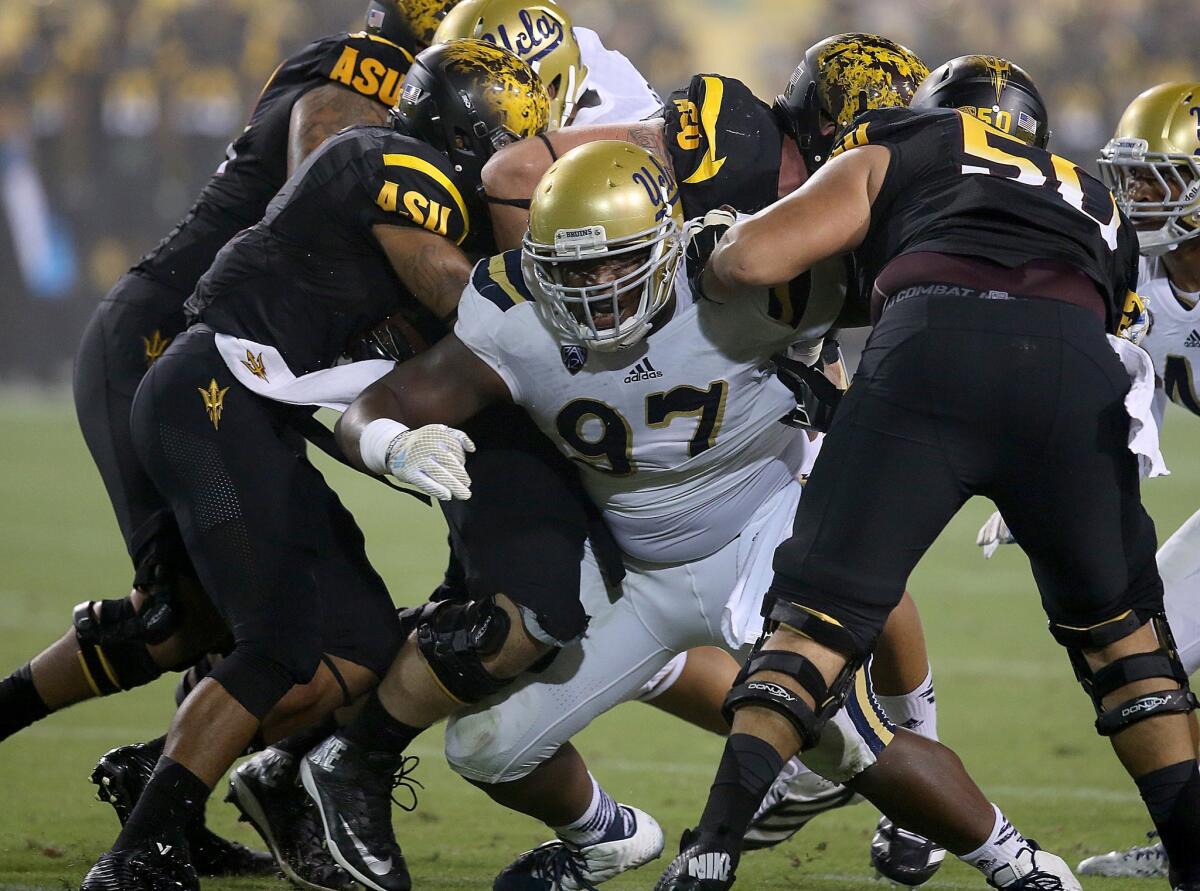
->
(653, 829, 738, 890)
(227, 747, 358, 890)
(743, 758, 862, 851)
(870, 816, 946, 886)
(79, 839, 198, 891)
(493, 805, 664, 889)
(1077, 833, 1168, 878)
(90, 740, 273, 877)
(301, 735, 417, 891)
(986, 843, 1082, 891)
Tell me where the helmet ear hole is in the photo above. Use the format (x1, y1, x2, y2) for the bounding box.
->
(546, 75, 562, 99)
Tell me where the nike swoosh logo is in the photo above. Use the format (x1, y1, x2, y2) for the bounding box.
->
(339, 815, 394, 876)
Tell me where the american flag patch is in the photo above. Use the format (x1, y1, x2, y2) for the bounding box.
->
(367, 9, 386, 28)
(1017, 110, 1038, 135)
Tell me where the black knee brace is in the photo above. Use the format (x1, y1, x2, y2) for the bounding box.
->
(72, 600, 165, 696)
(1051, 610, 1199, 737)
(415, 596, 514, 705)
(723, 599, 862, 749)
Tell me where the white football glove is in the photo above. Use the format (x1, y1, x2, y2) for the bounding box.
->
(976, 510, 1015, 558)
(384, 424, 475, 501)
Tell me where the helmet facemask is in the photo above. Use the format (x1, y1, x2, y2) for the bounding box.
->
(524, 217, 682, 352)
(1100, 137, 1200, 255)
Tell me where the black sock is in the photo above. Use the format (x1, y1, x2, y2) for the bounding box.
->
(0, 663, 50, 741)
(338, 691, 424, 753)
(271, 716, 339, 759)
(115, 756, 210, 851)
(697, 733, 785, 846)
(1136, 759, 1200, 885)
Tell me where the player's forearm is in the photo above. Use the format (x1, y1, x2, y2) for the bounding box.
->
(337, 381, 411, 472)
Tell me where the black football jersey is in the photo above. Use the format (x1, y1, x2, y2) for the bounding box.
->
(132, 31, 414, 294)
(838, 107, 1139, 331)
(665, 74, 783, 219)
(186, 126, 477, 375)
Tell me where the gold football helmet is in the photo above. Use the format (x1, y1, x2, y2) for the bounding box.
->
(366, 0, 458, 50)
(1099, 82, 1200, 255)
(434, 0, 585, 128)
(524, 141, 683, 351)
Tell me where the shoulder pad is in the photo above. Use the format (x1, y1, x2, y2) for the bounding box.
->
(322, 30, 414, 108)
(372, 135, 471, 244)
(830, 107, 937, 158)
(471, 251, 533, 311)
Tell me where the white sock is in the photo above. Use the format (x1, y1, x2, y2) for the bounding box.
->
(553, 774, 626, 847)
(875, 668, 938, 741)
(960, 805, 1029, 877)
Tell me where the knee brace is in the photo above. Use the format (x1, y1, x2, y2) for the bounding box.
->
(72, 599, 165, 696)
(1051, 610, 1199, 737)
(416, 596, 515, 705)
(208, 645, 318, 720)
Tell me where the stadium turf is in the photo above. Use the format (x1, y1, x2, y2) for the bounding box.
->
(1, 391, 1195, 890)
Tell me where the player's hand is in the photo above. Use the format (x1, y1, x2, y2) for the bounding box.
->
(384, 424, 475, 501)
(683, 207, 736, 297)
(976, 510, 1015, 558)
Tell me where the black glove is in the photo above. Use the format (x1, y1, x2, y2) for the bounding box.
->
(683, 207, 736, 299)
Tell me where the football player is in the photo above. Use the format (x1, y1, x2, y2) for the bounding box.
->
(477, 31, 951, 879)
(1060, 81, 1200, 881)
(0, 2, 450, 884)
(75, 41, 549, 891)
(327, 139, 1077, 891)
(434, 0, 664, 128)
(654, 49, 1198, 891)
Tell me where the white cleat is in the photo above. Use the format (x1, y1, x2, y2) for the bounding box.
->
(493, 805, 665, 889)
(987, 845, 1082, 891)
(1078, 835, 1168, 878)
(744, 757, 863, 851)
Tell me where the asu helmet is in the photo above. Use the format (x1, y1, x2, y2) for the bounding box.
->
(524, 141, 683, 351)
(912, 55, 1049, 148)
(1099, 82, 1200, 255)
(365, 0, 457, 51)
(393, 39, 550, 190)
(775, 33, 929, 171)
(434, 0, 585, 129)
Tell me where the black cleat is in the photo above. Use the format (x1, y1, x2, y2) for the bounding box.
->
(301, 735, 418, 891)
(870, 816, 946, 886)
(79, 839, 198, 891)
(90, 739, 273, 877)
(653, 829, 738, 890)
(228, 747, 358, 890)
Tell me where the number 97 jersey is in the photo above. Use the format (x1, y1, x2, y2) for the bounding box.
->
(454, 250, 817, 564)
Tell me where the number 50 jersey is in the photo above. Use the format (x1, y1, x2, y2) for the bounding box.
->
(455, 251, 816, 564)
(839, 107, 1140, 331)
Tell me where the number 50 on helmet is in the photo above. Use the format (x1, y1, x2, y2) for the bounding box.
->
(523, 141, 683, 352)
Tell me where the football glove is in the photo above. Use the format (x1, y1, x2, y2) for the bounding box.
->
(976, 510, 1015, 558)
(683, 208, 737, 299)
(384, 424, 475, 501)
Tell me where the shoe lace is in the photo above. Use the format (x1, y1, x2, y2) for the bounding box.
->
(389, 755, 424, 812)
(533, 843, 600, 891)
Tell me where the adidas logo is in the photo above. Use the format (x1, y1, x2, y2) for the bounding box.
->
(623, 358, 663, 383)
(687, 851, 732, 881)
(1186, 329, 1200, 348)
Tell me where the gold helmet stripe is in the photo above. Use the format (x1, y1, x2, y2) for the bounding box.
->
(382, 153, 470, 243)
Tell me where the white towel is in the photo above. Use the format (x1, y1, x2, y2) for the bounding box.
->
(213, 334, 394, 412)
(1107, 334, 1169, 479)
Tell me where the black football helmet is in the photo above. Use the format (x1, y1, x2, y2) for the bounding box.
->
(911, 55, 1050, 148)
(392, 39, 550, 191)
(365, 0, 457, 52)
(774, 33, 929, 173)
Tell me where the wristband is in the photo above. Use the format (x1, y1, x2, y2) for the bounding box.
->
(359, 418, 409, 475)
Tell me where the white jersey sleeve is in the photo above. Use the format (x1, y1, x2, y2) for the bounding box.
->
(453, 253, 539, 404)
(1137, 254, 1200, 418)
(570, 27, 663, 126)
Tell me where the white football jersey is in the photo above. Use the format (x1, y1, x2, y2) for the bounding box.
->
(570, 27, 663, 126)
(455, 250, 814, 563)
(1139, 254, 1200, 419)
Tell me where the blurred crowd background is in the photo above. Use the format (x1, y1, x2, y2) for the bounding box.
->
(0, 0, 1194, 378)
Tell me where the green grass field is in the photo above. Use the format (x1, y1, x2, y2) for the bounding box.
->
(1, 391, 1196, 890)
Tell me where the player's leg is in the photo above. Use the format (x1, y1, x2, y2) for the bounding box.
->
(301, 406, 600, 891)
(80, 329, 396, 890)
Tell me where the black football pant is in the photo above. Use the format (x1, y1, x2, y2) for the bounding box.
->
(769, 293, 1163, 655)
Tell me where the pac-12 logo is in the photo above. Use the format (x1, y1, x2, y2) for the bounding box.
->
(478, 10, 565, 64)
